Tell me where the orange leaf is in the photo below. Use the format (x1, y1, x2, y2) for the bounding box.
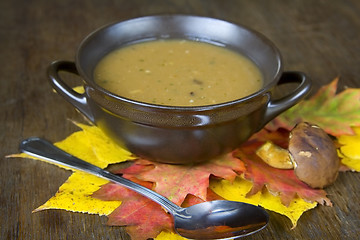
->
(93, 178, 173, 240)
(181, 189, 224, 208)
(108, 196, 173, 239)
(117, 153, 245, 205)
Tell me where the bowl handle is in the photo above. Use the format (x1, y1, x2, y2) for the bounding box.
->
(260, 71, 312, 129)
(47, 60, 94, 122)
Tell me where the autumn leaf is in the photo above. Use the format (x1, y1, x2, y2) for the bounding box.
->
(155, 231, 186, 240)
(111, 197, 173, 239)
(53, 122, 134, 169)
(91, 153, 245, 240)
(8, 123, 133, 215)
(210, 177, 261, 206)
(267, 78, 360, 136)
(112, 153, 245, 205)
(181, 188, 224, 207)
(93, 176, 154, 201)
(33, 172, 121, 215)
(210, 177, 317, 228)
(76, 122, 135, 164)
(94, 179, 173, 240)
(94, 176, 224, 240)
(337, 126, 360, 171)
(258, 188, 317, 228)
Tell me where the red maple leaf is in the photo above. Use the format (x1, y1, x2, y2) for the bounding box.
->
(93, 179, 173, 240)
(94, 182, 225, 239)
(92, 154, 242, 239)
(113, 153, 245, 205)
(181, 189, 225, 208)
(107, 197, 173, 239)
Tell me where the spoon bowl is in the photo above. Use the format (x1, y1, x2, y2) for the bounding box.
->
(20, 137, 269, 239)
(174, 200, 268, 239)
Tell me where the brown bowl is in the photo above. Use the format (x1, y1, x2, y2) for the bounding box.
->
(47, 15, 311, 164)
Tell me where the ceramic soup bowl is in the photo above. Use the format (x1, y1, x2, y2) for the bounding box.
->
(47, 15, 311, 164)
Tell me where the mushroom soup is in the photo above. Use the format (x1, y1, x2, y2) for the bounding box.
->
(94, 39, 263, 106)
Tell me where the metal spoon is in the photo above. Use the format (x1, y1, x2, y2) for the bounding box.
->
(20, 137, 269, 239)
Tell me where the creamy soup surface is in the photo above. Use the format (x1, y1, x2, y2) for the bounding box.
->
(94, 39, 263, 106)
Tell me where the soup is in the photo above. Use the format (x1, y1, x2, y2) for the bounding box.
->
(94, 39, 263, 106)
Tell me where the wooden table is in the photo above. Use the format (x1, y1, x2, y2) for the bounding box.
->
(1, 0, 359, 239)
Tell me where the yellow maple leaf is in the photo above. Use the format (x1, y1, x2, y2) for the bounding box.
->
(209, 177, 317, 228)
(210, 177, 261, 205)
(155, 231, 187, 240)
(10, 123, 134, 216)
(337, 127, 360, 171)
(258, 190, 317, 228)
(34, 172, 121, 215)
(55, 122, 134, 168)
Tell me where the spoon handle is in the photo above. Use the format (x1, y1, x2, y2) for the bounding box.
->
(20, 137, 181, 213)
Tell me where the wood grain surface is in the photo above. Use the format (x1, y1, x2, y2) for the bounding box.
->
(1, 0, 359, 239)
